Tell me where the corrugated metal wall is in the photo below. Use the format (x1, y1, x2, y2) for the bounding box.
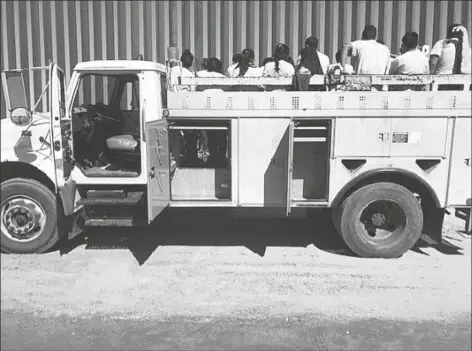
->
(1, 0, 471, 118)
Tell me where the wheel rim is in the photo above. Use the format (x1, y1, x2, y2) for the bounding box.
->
(1, 196, 47, 242)
(356, 200, 407, 244)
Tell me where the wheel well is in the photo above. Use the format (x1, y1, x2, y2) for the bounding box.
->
(332, 169, 441, 210)
(0, 161, 56, 195)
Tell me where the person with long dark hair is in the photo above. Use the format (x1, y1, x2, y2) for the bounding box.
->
(228, 48, 263, 77)
(197, 57, 226, 77)
(296, 46, 325, 91)
(262, 43, 295, 77)
(296, 36, 330, 74)
(227, 53, 242, 76)
(169, 49, 196, 91)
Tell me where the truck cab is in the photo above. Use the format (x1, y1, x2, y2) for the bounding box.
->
(1, 59, 471, 258)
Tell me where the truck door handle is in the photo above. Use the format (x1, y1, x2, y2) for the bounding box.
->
(149, 166, 155, 178)
(465, 158, 471, 167)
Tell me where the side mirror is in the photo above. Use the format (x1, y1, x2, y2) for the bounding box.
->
(10, 107, 33, 126)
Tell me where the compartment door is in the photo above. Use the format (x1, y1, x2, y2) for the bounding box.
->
(146, 119, 171, 223)
(286, 121, 295, 215)
(447, 117, 472, 207)
(50, 63, 76, 215)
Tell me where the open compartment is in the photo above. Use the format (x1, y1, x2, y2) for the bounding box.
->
(168, 120, 231, 201)
(291, 120, 331, 202)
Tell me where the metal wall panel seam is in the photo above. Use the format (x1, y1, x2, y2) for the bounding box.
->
(38, 1, 47, 110)
(13, 1, 21, 68)
(26, 0, 35, 108)
(63, 1, 70, 85)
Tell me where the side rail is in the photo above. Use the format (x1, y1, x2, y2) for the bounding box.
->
(179, 76, 294, 91)
(176, 74, 472, 92)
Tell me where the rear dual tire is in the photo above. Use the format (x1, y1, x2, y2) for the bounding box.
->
(333, 182, 423, 258)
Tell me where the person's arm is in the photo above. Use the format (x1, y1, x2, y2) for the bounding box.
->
(340, 43, 354, 70)
(429, 41, 443, 74)
(429, 55, 439, 74)
(388, 58, 399, 75)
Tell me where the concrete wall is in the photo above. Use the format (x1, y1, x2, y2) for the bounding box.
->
(1, 0, 471, 118)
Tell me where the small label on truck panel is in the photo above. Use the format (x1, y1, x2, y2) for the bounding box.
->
(392, 132, 421, 144)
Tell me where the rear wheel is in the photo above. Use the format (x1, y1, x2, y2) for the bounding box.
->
(338, 182, 423, 258)
(1, 178, 61, 254)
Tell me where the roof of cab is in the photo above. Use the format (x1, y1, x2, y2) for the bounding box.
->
(74, 60, 166, 73)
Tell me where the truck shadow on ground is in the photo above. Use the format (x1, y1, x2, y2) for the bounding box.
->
(59, 209, 465, 265)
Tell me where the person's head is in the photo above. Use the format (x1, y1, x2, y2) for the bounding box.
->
(305, 36, 319, 49)
(262, 57, 274, 66)
(447, 23, 464, 40)
(400, 31, 419, 53)
(180, 49, 194, 69)
(242, 48, 255, 64)
(232, 53, 242, 65)
(206, 57, 224, 74)
(273, 43, 291, 72)
(361, 25, 377, 40)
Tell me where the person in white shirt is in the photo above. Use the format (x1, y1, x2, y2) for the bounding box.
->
(389, 31, 429, 75)
(197, 57, 226, 78)
(228, 48, 263, 77)
(262, 43, 295, 78)
(169, 49, 196, 91)
(340, 25, 391, 74)
(327, 50, 354, 74)
(296, 36, 330, 74)
(226, 53, 241, 77)
(430, 24, 471, 75)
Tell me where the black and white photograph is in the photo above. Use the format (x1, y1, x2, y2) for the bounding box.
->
(0, 0, 471, 350)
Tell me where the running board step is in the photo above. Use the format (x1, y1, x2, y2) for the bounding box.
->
(77, 197, 142, 206)
(85, 218, 147, 227)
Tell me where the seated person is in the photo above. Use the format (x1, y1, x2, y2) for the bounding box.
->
(169, 49, 196, 91)
(327, 50, 354, 74)
(296, 46, 326, 91)
(262, 43, 295, 78)
(196, 57, 227, 91)
(295, 36, 330, 74)
(197, 57, 226, 77)
(227, 48, 263, 77)
(340, 24, 391, 74)
(226, 53, 242, 76)
(389, 32, 429, 75)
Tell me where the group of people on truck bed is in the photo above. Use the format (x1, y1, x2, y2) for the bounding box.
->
(169, 23, 471, 91)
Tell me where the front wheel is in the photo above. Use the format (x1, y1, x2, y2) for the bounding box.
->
(338, 182, 423, 258)
(1, 178, 62, 254)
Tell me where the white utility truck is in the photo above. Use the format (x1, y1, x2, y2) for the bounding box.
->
(1, 57, 470, 258)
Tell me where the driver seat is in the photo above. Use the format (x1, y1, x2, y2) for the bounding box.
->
(106, 134, 140, 169)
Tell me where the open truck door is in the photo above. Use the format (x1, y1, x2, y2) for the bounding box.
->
(49, 63, 76, 215)
(146, 119, 171, 223)
(286, 121, 295, 215)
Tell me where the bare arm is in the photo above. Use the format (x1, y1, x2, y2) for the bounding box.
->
(429, 55, 439, 74)
(340, 43, 353, 70)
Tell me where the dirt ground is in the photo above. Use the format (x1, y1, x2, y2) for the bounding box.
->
(1, 209, 471, 350)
